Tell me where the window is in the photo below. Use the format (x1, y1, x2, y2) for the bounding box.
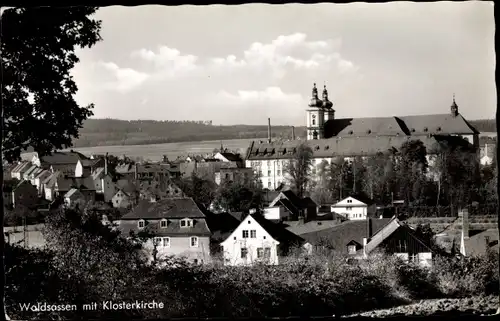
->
(267, 170, 271, 176)
(264, 248, 271, 258)
(162, 237, 170, 247)
(242, 230, 249, 238)
(346, 207, 352, 210)
(190, 237, 199, 247)
(312, 119, 316, 125)
(180, 219, 192, 227)
(348, 245, 357, 254)
(268, 181, 271, 188)
(277, 170, 281, 176)
(397, 240, 408, 252)
(241, 247, 248, 259)
(250, 230, 256, 238)
(138, 220, 145, 228)
(410, 254, 418, 263)
(160, 219, 167, 228)
(225, 173, 230, 180)
(257, 248, 264, 258)
(267, 160, 271, 166)
(347, 199, 352, 203)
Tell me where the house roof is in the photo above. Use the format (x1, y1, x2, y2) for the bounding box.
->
(56, 176, 96, 192)
(336, 193, 376, 206)
(249, 214, 305, 245)
(205, 212, 241, 241)
(39, 151, 88, 165)
(300, 218, 392, 253)
(29, 167, 44, 178)
(228, 211, 245, 222)
(11, 161, 30, 173)
(91, 167, 106, 180)
(277, 199, 300, 216)
(364, 219, 404, 254)
(218, 152, 242, 162)
(462, 229, 499, 257)
(115, 163, 134, 174)
(121, 197, 207, 220)
(64, 188, 82, 199)
(396, 114, 478, 136)
(245, 133, 475, 161)
(23, 165, 39, 177)
(42, 171, 62, 188)
(34, 169, 50, 180)
(284, 219, 342, 236)
(301, 196, 317, 208)
(80, 159, 100, 168)
(118, 215, 212, 237)
(325, 117, 407, 137)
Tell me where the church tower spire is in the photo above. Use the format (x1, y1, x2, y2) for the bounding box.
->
(306, 82, 325, 140)
(451, 93, 459, 117)
(322, 83, 335, 126)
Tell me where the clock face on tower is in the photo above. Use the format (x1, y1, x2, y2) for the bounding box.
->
(312, 114, 316, 119)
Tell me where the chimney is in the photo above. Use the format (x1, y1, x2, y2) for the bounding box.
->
(366, 217, 372, 237)
(292, 126, 296, 140)
(267, 118, 272, 144)
(298, 216, 305, 225)
(460, 208, 469, 239)
(104, 152, 108, 175)
(362, 238, 368, 258)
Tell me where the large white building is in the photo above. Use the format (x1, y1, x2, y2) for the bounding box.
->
(245, 84, 480, 190)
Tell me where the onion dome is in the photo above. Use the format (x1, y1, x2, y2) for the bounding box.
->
(450, 93, 459, 117)
(322, 85, 333, 109)
(308, 83, 323, 108)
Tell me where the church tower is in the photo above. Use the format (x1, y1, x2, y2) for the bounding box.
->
(306, 83, 325, 140)
(450, 93, 459, 117)
(322, 84, 335, 122)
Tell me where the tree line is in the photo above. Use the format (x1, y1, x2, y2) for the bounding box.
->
(285, 138, 497, 214)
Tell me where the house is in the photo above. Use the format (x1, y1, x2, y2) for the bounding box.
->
(11, 180, 38, 210)
(28, 168, 44, 186)
(92, 169, 116, 202)
(118, 198, 212, 264)
(459, 209, 499, 257)
(301, 218, 434, 267)
(265, 190, 317, 221)
(331, 193, 377, 221)
(54, 176, 96, 201)
(22, 164, 40, 181)
(139, 177, 185, 202)
(221, 214, 310, 266)
(11, 161, 31, 180)
(112, 189, 133, 208)
(214, 167, 254, 185)
(115, 163, 135, 180)
(41, 171, 62, 201)
(214, 152, 244, 167)
(31, 150, 88, 170)
(75, 159, 102, 178)
(479, 143, 495, 166)
(64, 188, 86, 208)
(283, 212, 347, 236)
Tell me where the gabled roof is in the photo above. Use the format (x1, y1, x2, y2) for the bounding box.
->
(115, 179, 138, 195)
(91, 167, 106, 180)
(277, 199, 300, 216)
(462, 229, 499, 257)
(300, 218, 392, 253)
(42, 171, 62, 188)
(115, 163, 134, 174)
(121, 197, 207, 220)
(325, 117, 406, 137)
(249, 214, 305, 245)
(23, 165, 39, 177)
(397, 114, 478, 136)
(64, 188, 83, 199)
(284, 219, 341, 236)
(301, 197, 317, 208)
(39, 151, 88, 165)
(335, 193, 376, 206)
(205, 212, 241, 241)
(12, 161, 30, 173)
(218, 152, 243, 162)
(34, 169, 51, 180)
(365, 218, 433, 254)
(29, 168, 44, 178)
(56, 176, 96, 192)
(79, 159, 100, 168)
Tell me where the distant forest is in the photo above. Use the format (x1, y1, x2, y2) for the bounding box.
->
(52, 118, 495, 148)
(70, 118, 308, 147)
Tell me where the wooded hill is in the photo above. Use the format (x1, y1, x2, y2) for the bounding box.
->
(68, 118, 495, 148)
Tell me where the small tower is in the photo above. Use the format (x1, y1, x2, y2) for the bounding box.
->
(451, 93, 459, 117)
(322, 84, 335, 123)
(306, 83, 325, 140)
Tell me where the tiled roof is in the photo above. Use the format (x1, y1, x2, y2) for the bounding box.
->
(118, 216, 212, 237)
(29, 168, 44, 179)
(91, 167, 105, 180)
(325, 117, 407, 137)
(34, 169, 51, 180)
(121, 197, 207, 220)
(463, 229, 499, 257)
(245, 134, 474, 161)
(42, 171, 62, 188)
(12, 161, 30, 173)
(219, 152, 243, 162)
(56, 176, 96, 192)
(40, 151, 88, 165)
(205, 212, 241, 241)
(338, 193, 376, 206)
(23, 165, 39, 178)
(277, 199, 300, 216)
(397, 114, 478, 136)
(250, 214, 305, 245)
(284, 219, 342, 235)
(300, 218, 392, 254)
(64, 188, 82, 199)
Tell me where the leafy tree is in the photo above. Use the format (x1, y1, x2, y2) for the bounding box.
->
(309, 159, 334, 204)
(177, 172, 216, 209)
(363, 152, 387, 201)
(284, 143, 313, 198)
(327, 157, 346, 201)
(352, 156, 366, 194)
(1, 7, 101, 161)
(213, 181, 263, 213)
(397, 140, 428, 205)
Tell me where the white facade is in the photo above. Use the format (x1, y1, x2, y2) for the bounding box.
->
(44, 186, 55, 201)
(393, 252, 433, 268)
(263, 206, 290, 221)
(306, 108, 325, 140)
(74, 160, 86, 178)
(331, 196, 376, 220)
(221, 215, 280, 266)
(94, 175, 117, 202)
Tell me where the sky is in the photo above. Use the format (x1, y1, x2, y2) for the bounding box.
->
(69, 2, 496, 126)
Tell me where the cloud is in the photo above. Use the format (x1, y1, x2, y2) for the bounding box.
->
(211, 87, 304, 105)
(208, 33, 357, 78)
(131, 45, 198, 77)
(98, 61, 149, 93)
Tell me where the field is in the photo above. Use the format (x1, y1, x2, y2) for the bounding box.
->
(21, 138, 261, 162)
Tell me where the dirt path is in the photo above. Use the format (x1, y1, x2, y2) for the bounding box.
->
(345, 295, 498, 318)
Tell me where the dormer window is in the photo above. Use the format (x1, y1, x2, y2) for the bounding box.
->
(348, 130, 353, 135)
(180, 218, 193, 228)
(366, 129, 372, 134)
(138, 220, 145, 229)
(411, 128, 415, 133)
(423, 127, 428, 132)
(325, 145, 329, 150)
(436, 127, 442, 132)
(160, 219, 167, 228)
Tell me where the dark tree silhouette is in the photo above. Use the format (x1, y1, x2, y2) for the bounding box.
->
(0, 7, 102, 318)
(284, 142, 313, 198)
